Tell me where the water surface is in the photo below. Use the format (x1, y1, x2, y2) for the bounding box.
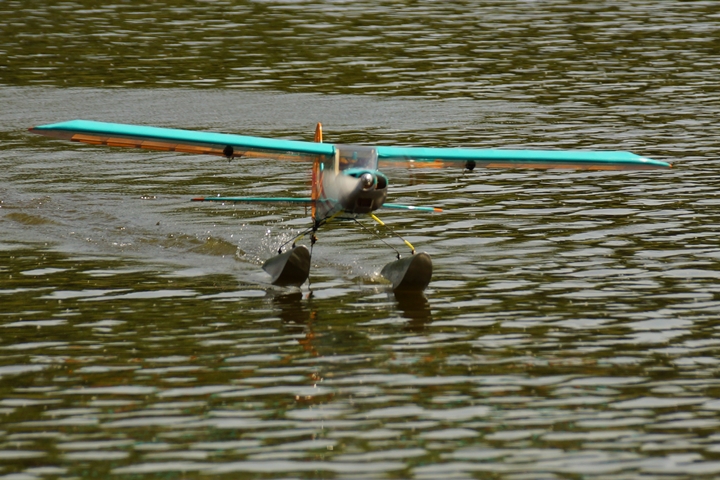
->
(2, 1, 720, 478)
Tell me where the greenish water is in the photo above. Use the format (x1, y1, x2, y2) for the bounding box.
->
(2, 1, 720, 478)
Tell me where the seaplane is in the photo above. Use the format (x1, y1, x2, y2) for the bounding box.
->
(29, 119, 671, 291)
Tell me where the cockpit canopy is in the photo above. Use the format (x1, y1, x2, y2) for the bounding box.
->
(334, 144, 379, 172)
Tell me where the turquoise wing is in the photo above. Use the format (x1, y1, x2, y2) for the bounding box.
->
(376, 146, 671, 170)
(192, 196, 314, 204)
(30, 119, 671, 170)
(29, 120, 335, 162)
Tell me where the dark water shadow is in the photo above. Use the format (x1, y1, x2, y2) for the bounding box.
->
(269, 290, 313, 326)
(393, 290, 432, 330)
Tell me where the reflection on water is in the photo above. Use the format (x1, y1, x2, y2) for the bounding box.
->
(3, 0, 720, 478)
(394, 292, 433, 328)
(273, 290, 313, 325)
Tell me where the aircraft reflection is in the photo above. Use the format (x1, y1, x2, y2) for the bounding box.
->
(393, 290, 432, 330)
(267, 287, 432, 358)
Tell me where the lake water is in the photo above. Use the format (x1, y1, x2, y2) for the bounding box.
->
(2, 1, 720, 478)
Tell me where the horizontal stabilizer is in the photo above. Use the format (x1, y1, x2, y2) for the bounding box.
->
(382, 203, 442, 213)
(192, 196, 314, 204)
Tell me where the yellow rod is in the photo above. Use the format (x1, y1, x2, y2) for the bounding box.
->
(371, 213, 414, 252)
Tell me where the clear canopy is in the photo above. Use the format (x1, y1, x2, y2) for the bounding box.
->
(334, 144, 379, 172)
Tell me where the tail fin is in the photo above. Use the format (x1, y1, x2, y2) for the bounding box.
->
(311, 122, 323, 220)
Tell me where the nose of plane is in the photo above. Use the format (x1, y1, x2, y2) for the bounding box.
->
(360, 172, 374, 189)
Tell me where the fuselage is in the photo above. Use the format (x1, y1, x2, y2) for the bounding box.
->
(315, 144, 389, 218)
(336, 168, 389, 214)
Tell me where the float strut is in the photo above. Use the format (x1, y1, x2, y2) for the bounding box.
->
(353, 217, 402, 259)
(370, 214, 415, 255)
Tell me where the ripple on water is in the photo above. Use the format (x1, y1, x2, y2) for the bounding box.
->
(3, 0, 720, 478)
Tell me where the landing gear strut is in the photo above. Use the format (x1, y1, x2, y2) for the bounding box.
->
(263, 213, 432, 291)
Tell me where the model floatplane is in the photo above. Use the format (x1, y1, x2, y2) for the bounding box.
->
(29, 119, 671, 291)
